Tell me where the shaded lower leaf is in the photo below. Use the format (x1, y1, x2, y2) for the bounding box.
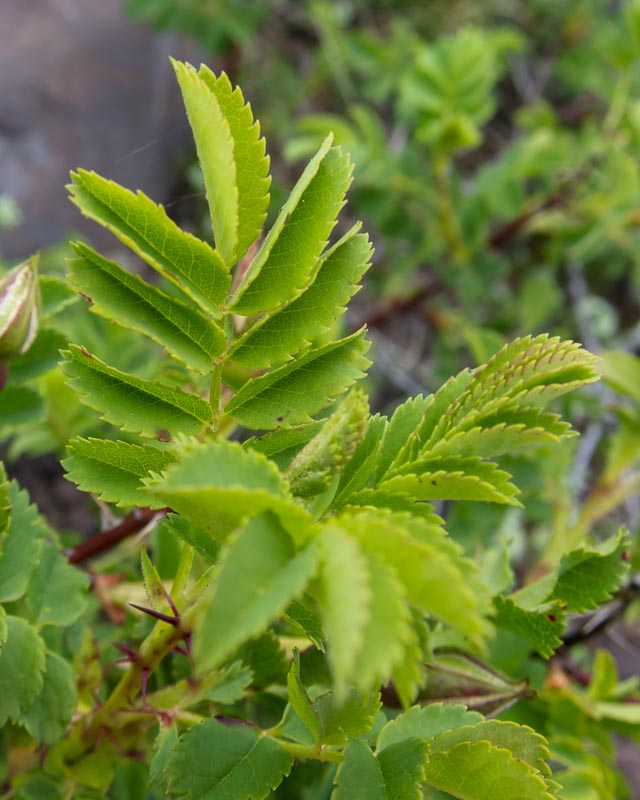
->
(377, 703, 483, 753)
(25, 540, 88, 627)
(165, 719, 293, 800)
(21, 651, 77, 746)
(0, 616, 46, 726)
(61, 345, 211, 439)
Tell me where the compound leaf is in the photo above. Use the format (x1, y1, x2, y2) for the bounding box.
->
(229, 226, 371, 370)
(194, 512, 318, 673)
(231, 137, 353, 315)
(333, 739, 386, 800)
(68, 243, 225, 373)
(61, 345, 212, 439)
(63, 437, 176, 509)
(198, 66, 271, 264)
(0, 482, 48, 603)
(165, 719, 293, 800)
(225, 329, 370, 430)
(68, 169, 229, 313)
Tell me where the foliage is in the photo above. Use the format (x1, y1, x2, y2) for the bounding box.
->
(0, 55, 638, 799)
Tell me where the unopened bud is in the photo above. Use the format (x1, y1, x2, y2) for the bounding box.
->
(0, 256, 39, 359)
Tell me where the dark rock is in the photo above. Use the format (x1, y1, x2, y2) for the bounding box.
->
(0, 0, 200, 260)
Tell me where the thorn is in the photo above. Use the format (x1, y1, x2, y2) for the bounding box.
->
(129, 602, 178, 626)
(183, 632, 192, 656)
(164, 590, 180, 621)
(172, 645, 189, 657)
(113, 642, 138, 662)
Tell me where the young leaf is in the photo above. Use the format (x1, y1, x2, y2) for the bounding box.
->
(341, 510, 491, 641)
(193, 512, 318, 673)
(68, 169, 229, 313)
(25, 541, 89, 627)
(61, 345, 212, 439)
(376, 703, 483, 752)
(229, 226, 371, 370)
(143, 439, 310, 541)
(198, 66, 271, 264)
(317, 526, 371, 693)
(423, 740, 556, 800)
(173, 60, 238, 265)
(225, 328, 371, 430)
(380, 456, 521, 506)
(230, 136, 353, 315)
(492, 595, 565, 659)
(21, 651, 77, 746)
(165, 719, 293, 800)
(285, 390, 369, 498)
(550, 528, 631, 613)
(333, 414, 387, 506)
(375, 394, 430, 483)
(63, 438, 176, 509)
(0, 616, 46, 726)
(68, 243, 226, 373)
(156, 513, 220, 564)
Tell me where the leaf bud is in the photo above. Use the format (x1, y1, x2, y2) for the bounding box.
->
(0, 256, 39, 359)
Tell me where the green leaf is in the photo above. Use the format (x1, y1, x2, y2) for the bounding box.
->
(68, 243, 225, 373)
(68, 169, 229, 313)
(173, 61, 238, 265)
(156, 513, 220, 564)
(318, 526, 371, 693)
(287, 649, 320, 741)
(229, 226, 371, 370)
(225, 329, 371, 430)
(341, 510, 491, 641)
(231, 137, 353, 315)
(194, 512, 318, 673)
(285, 390, 369, 498)
(235, 630, 287, 688)
(333, 414, 387, 506)
(429, 721, 551, 775)
(0, 385, 44, 425)
(0, 616, 45, 726)
(26, 541, 88, 626)
(600, 350, 640, 401)
(333, 738, 426, 800)
(377, 703, 483, 752)
(143, 439, 310, 541)
(380, 456, 521, 506)
(333, 739, 386, 800)
(284, 598, 325, 651)
(63, 437, 176, 509)
(0, 482, 48, 603)
(492, 595, 565, 659)
(351, 552, 413, 690)
(61, 345, 212, 439)
(314, 688, 381, 746)
(376, 738, 427, 799)
(165, 719, 293, 800)
(8, 328, 67, 383)
(21, 651, 77, 746)
(550, 529, 631, 613)
(149, 724, 179, 792)
(198, 66, 271, 264)
(423, 740, 556, 800)
(375, 395, 430, 483)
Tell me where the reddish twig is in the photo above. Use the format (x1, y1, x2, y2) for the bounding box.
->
(68, 507, 169, 565)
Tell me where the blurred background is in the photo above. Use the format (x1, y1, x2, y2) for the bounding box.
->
(2, 0, 640, 787)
